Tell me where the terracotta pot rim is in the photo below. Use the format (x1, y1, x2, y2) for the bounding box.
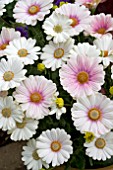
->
(54, 165, 113, 170)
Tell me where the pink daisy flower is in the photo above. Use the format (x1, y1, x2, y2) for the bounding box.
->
(13, 75, 57, 120)
(59, 55, 105, 99)
(86, 13, 113, 38)
(71, 92, 113, 137)
(75, 0, 102, 8)
(13, 0, 54, 26)
(0, 27, 20, 57)
(55, 3, 91, 36)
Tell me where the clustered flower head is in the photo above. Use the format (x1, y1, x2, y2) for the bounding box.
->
(1, 0, 113, 170)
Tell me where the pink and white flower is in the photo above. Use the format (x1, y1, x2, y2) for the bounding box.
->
(0, 27, 20, 57)
(59, 55, 105, 99)
(71, 93, 113, 137)
(75, 0, 102, 8)
(85, 13, 113, 38)
(93, 34, 113, 67)
(13, 0, 54, 26)
(13, 75, 57, 120)
(55, 3, 91, 36)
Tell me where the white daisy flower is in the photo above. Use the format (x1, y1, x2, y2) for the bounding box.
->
(0, 3, 6, 16)
(49, 92, 66, 120)
(13, 0, 53, 26)
(37, 128, 73, 167)
(55, 3, 91, 36)
(84, 132, 113, 161)
(40, 38, 74, 71)
(0, 27, 21, 57)
(42, 12, 73, 43)
(0, 96, 24, 131)
(5, 37, 41, 65)
(94, 34, 113, 67)
(0, 58, 27, 91)
(70, 42, 100, 60)
(8, 116, 39, 141)
(71, 92, 113, 137)
(22, 139, 49, 170)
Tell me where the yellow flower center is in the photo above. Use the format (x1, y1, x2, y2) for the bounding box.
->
(16, 120, 26, 129)
(88, 108, 101, 121)
(95, 138, 106, 149)
(55, 98, 64, 108)
(32, 150, 40, 160)
(97, 28, 106, 34)
(103, 50, 108, 57)
(70, 17, 79, 27)
(54, 25, 63, 33)
(28, 5, 40, 15)
(54, 48, 64, 59)
(77, 71, 89, 84)
(30, 92, 42, 103)
(3, 71, 14, 81)
(2, 108, 11, 118)
(84, 132, 95, 143)
(18, 48, 28, 57)
(0, 43, 8, 50)
(51, 141, 62, 152)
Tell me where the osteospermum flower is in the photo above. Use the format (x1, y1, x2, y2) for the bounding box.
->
(85, 13, 113, 38)
(0, 3, 6, 16)
(36, 128, 73, 167)
(70, 42, 100, 60)
(59, 55, 105, 98)
(55, 3, 91, 36)
(22, 139, 49, 170)
(93, 34, 113, 67)
(8, 116, 39, 141)
(84, 132, 113, 160)
(0, 27, 20, 57)
(5, 37, 41, 65)
(42, 12, 73, 43)
(0, 58, 27, 91)
(40, 38, 74, 71)
(13, 0, 54, 26)
(13, 75, 57, 120)
(49, 92, 66, 120)
(71, 92, 113, 137)
(0, 96, 24, 131)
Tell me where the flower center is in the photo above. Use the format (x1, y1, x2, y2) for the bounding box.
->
(30, 92, 42, 103)
(54, 25, 63, 33)
(32, 150, 40, 160)
(16, 120, 26, 128)
(88, 108, 101, 121)
(51, 141, 62, 152)
(55, 98, 64, 108)
(97, 28, 106, 34)
(70, 17, 79, 27)
(3, 71, 14, 81)
(2, 108, 11, 118)
(103, 50, 108, 57)
(95, 138, 106, 149)
(0, 43, 8, 50)
(77, 71, 89, 84)
(54, 48, 64, 59)
(28, 5, 40, 15)
(18, 48, 28, 57)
